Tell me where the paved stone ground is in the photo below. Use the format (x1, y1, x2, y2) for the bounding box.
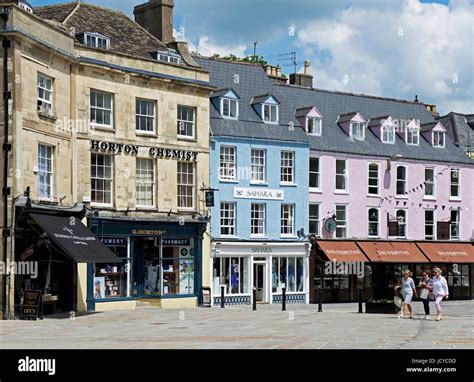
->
(0, 301, 472, 349)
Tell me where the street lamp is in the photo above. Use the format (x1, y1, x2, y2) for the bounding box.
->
(386, 154, 403, 171)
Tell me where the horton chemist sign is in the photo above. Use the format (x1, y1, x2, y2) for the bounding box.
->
(90, 140, 198, 161)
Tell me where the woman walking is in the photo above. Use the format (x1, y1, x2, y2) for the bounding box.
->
(432, 268, 449, 321)
(418, 271, 433, 320)
(396, 270, 418, 318)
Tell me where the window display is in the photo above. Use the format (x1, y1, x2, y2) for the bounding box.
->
(94, 243, 129, 299)
(212, 257, 249, 295)
(272, 257, 304, 293)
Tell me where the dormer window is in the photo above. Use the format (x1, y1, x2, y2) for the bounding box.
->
(252, 94, 280, 125)
(381, 124, 395, 143)
(263, 104, 278, 124)
(212, 89, 240, 120)
(433, 131, 445, 147)
(350, 122, 365, 140)
(77, 32, 110, 50)
(407, 127, 420, 145)
(152, 49, 181, 64)
(296, 106, 324, 136)
(221, 98, 238, 119)
(308, 117, 322, 136)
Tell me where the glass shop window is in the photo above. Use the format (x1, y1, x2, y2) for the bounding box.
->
(94, 245, 129, 299)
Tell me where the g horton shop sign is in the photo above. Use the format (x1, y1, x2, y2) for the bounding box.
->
(90, 140, 198, 161)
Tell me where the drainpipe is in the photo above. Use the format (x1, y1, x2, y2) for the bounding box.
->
(1, 9, 11, 320)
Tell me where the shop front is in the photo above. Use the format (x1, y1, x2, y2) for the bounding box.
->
(89, 217, 207, 311)
(14, 201, 118, 317)
(211, 241, 310, 306)
(311, 240, 371, 303)
(417, 242, 473, 300)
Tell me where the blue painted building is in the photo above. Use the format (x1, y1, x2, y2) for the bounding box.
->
(196, 57, 311, 305)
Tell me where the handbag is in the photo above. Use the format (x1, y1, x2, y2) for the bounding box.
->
(419, 288, 429, 299)
(429, 292, 435, 301)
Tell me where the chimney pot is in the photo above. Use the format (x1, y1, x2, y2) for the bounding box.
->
(265, 65, 272, 76)
(271, 67, 277, 77)
(304, 60, 311, 75)
(276, 67, 282, 77)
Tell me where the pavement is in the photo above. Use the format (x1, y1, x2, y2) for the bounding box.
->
(0, 301, 472, 349)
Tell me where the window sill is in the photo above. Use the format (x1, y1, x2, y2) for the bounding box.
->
(309, 188, 322, 193)
(395, 196, 408, 199)
(250, 182, 268, 186)
(91, 125, 115, 132)
(449, 198, 462, 202)
(222, 116, 239, 121)
(177, 136, 197, 142)
(219, 179, 239, 184)
(136, 132, 157, 138)
(334, 191, 349, 195)
(220, 235, 239, 239)
(37, 111, 57, 121)
(280, 183, 297, 187)
(422, 197, 437, 201)
(367, 194, 380, 198)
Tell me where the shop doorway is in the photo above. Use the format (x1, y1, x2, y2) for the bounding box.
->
(253, 263, 267, 303)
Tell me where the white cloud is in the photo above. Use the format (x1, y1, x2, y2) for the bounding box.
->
(186, 35, 247, 57)
(296, 0, 474, 114)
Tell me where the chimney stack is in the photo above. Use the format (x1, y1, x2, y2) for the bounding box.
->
(134, 0, 175, 44)
(290, 60, 313, 88)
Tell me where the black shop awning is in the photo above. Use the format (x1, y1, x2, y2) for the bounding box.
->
(30, 213, 119, 263)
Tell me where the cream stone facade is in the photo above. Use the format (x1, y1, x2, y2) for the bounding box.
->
(0, 1, 212, 319)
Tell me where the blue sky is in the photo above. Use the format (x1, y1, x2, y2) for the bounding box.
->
(29, 0, 473, 114)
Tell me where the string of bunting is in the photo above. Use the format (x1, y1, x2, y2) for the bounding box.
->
(379, 165, 467, 220)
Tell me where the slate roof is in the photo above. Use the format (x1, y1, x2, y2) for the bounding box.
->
(211, 88, 240, 99)
(420, 122, 439, 132)
(367, 116, 390, 128)
(295, 106, 315, 118)
(195, 56, 473, 165)
(437, 112, 474, 154)
(34, 2, 168, 60)
(338, 112, 360, 124)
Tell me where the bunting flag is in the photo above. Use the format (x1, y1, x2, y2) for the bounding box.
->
(412, 188, 416, 192)
(403, 202, 407, 207)
(435, 205, 438, 210)
(419, 204, 423, 208)
(396, 201, 400, 206)
(442, 206, 446, 211)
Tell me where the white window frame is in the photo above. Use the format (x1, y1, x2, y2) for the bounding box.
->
(251, 203, 266, 237)
(136, 158, 156, 208)
(424, 209, 436, 241)
(335, 159, 347, 192)
(450, 169, 460, 199)
(219, 146, 236, 181)
(433, 131, 445, 148)
(350, 122, 365, 140)
(38, 144, 54, 200)
(37, 73, 53, 115)
(406, 127, 420, 146)
(177, 162, 195, 210)
(395, 209, 407, 239)
(381, 125, 395, 144)
(91, 153, 113, 206)
(309, 157, 320, 190)
(424, 167, 436, 198)
(90, 89, 113, 129)
(450, 209, 460, 240)
(281, 204, 295, 237)
(136, 98, 156, 134)
(307, 117, 322, 136)
(335, 204, 348, 239)
(177, 105, 196, 140)
(84, 32, 110, 49)
(368, 163, 380, 196)
(250, 149, 266, 184)
(221, 98, 239, 119)
(309, 204, 320, 236)
(396, 165, 407, 196)
(220, 202, 236, 237)
(367, 208, 380, 238)
(263, 103, 279, 124)
(280, 151, 295, 184)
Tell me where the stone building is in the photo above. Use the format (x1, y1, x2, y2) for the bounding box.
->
(0, 0, 212, 319)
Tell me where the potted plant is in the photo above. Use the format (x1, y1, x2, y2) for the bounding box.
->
(365, 299, 398, 314)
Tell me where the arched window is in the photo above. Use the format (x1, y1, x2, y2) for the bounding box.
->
(368, 208, 379, 238)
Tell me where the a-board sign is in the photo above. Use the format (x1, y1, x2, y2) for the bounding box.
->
(201, 287, 211, 307)
(21, 290, 42, 320)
